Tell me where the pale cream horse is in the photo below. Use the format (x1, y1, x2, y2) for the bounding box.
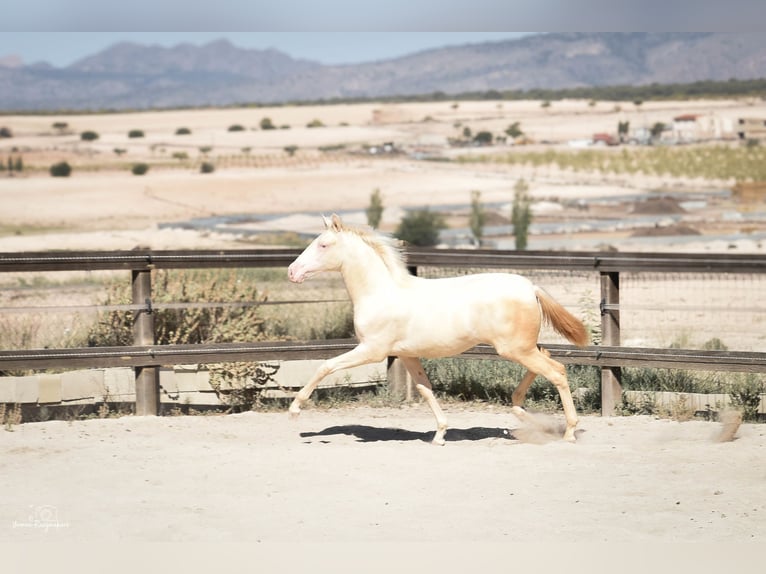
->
(287, 215, 589, 444)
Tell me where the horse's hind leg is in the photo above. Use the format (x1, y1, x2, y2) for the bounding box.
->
(502, 346, 578, 442)
(400, 356, 448, 446)
(511, 347, 550, 407)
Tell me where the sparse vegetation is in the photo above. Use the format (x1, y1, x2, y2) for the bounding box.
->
(462, 146, 766, 182)
(283, 145, 298, 156)
(228, 124, 245, 132)
(128, 129, 145, 138)
(175, 127, 191, 135)
(306, 119, 324, 128)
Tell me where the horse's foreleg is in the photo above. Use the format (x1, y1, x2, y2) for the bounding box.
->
(289, 345, 380, 417)
(400, 356, 448, 446)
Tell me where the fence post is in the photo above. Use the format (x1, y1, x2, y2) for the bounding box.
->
(385, 262, 420, 402)
(600, 271, 622, 415)
(132, 269, 159, 415)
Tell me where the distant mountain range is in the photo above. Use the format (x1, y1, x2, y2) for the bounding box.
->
(2, 33, 766, 111)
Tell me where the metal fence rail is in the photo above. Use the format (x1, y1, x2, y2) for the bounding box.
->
(2, 248, 766, 415)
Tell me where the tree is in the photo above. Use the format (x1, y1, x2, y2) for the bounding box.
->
(394, 210, 446, 247)
(260, 117, 276, 130)
(505, 122, 524, 139)
(473, 131, 493, 145)
(14, 156, 23, 172)
(366, 188, 384, 229)
(469, 190, 486, 245)
(511, 179, 532, 250)
(650, 122, 666, 141)
(283, 145, 298, 156)
(617, 120, 630, 143)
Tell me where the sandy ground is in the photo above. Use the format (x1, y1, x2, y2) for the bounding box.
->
(1, 404, 765, 544)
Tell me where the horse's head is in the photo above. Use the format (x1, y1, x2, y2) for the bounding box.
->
(288, 214, 345, 283)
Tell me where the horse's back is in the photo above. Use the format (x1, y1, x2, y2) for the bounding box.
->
(388, 272, 542, 358)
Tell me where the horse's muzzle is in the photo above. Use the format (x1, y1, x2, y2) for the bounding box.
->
(287, 263, 306, 283)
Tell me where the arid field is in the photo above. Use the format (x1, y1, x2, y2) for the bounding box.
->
(1, 97, 764, 252)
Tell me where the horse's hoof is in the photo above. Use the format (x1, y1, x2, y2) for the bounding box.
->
(288, 406, 301, 419)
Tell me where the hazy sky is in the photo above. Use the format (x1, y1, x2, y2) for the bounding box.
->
(2, 0, 760, 67)
(0, 32, 536, 68)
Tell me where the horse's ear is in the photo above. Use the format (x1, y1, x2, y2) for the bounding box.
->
(330, 213, 343, 232)
(321, 215, 331, 229)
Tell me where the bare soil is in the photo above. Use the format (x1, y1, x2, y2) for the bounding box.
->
(2, 405, 764, 543)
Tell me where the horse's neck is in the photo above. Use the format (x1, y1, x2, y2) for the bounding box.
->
(340, 239, 397, 303)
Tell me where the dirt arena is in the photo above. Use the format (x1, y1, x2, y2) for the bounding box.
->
(2, 404, 764, 543)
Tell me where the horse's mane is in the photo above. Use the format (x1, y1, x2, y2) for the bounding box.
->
(336, 221, 412, 284)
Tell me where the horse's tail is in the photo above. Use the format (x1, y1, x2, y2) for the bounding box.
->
(535, 287, 589, 347)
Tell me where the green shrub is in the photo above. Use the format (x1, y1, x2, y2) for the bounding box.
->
(80, 130, 99, 141)
(49, 161, 72, 177)
(200, 161, 215, 174)
(394, 210, 446, 247)
(172, 152, 189, 161)
(131, 163, 149, 176)
(175, 127, 191, 135)
(306, 119, 324, 128)
(473, 131, 493, 145)
(260, 117, 276, 130)
(284, 145, 298, 156)
(128, 129, 145, 138)
(729, 375, 764, 422)
(228, 124, 245, 132)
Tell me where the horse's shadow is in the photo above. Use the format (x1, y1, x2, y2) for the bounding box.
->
(300, 424, 518, 443)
